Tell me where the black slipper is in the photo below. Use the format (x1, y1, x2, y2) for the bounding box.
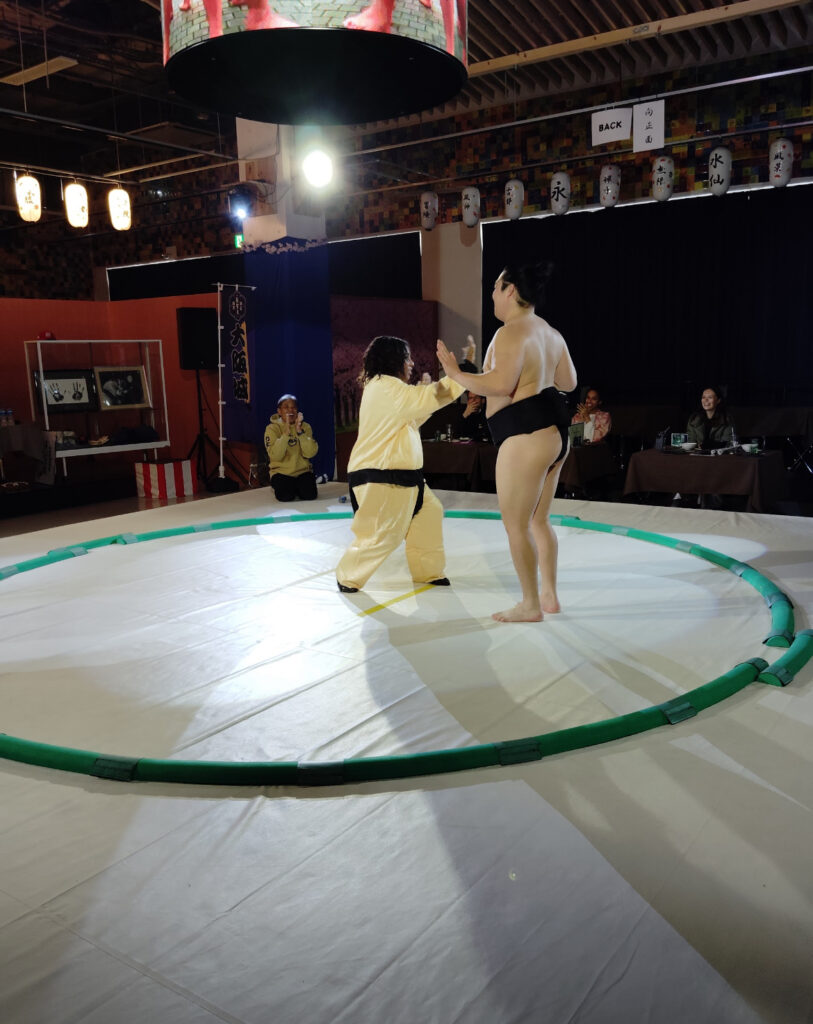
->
(337, 582, 359, 593)
(427, 578, 450, 586)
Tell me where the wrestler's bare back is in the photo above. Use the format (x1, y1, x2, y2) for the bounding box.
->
(482, 314, 575, 418)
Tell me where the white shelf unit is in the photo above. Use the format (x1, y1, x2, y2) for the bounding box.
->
(25, 338, 171, 470)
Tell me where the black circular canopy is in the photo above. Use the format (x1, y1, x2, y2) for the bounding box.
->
(166, 28, 466, 125)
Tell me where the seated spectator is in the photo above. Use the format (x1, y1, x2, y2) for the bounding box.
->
(457, 391, 490, 441)
(571, 387, 611, 443)
(687, 386, 735, 449)
(264, 393, 319, 501)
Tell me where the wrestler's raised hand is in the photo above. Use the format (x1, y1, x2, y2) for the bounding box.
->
(436, 339, 460, 380)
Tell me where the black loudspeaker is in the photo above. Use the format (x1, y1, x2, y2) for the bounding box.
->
(177, 307, 219, 371)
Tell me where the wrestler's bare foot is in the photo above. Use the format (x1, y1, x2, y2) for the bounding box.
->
(492, 602, 543, 623)
(540, 592, 561, 614)
(246, 8, 298, 28)
(344, 3, 393, 32)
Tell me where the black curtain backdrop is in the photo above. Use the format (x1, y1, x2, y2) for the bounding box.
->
(328, 232, 421, 298)
(482, 185, 813, 411)
(108, 253, 245, 300)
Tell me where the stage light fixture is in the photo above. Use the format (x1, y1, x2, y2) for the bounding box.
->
(302, 149, 333, 189)
(228, 185, 253, 222)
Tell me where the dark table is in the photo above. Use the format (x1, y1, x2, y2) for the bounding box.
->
(469, 441, 617, 494)
(422, 439, 482, 490)
(623, 448, 787, 513)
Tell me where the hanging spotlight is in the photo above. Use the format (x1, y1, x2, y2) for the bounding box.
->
(15, 173, 42, 222)
(302, 149, 333, 189)
(64, 182, 89, 228)
(108, 186, 132, 231)
(228, 185, 254, 222)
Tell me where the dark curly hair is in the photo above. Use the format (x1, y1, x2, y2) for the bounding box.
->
(358, 335, 411, 384)
(501, 261, 554, 309)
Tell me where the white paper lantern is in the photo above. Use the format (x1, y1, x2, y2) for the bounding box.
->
(504, 178, 524, 220)
(64, 182, 89, 228)
(550, 171, 571, 215)
(15, 174, 42, 223)
(420, 190, 438, 231)
(461, 186, 480, 227)
(708, 146, 732, 196)
(598, 164, 621, 208)
(652, 155, 675, 201)
(108, 187, 132, 231)
(769, 137, 793, 187)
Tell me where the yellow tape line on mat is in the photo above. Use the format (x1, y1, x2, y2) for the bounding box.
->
(357, 585, 434, 616)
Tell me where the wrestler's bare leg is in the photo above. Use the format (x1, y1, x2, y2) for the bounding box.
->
(438, 0, 454, 53)
(203, 0, 222, 35)
(456, 0, 466, 61)
(163, 0, 174, 63)
(530, 445, 566, 613)
(244, 0, 298, 29)
(493, 426, 560, 622)
(344, 0, 396, 33)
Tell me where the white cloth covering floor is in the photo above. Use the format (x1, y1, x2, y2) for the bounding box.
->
(0, 483, 811, 1024)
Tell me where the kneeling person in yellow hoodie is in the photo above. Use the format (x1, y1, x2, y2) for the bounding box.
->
(265, 394, 319, 502)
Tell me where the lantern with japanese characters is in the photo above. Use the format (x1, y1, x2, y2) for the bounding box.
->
(64, 182, 89, 228)
(769, 138, 793, 187)
(108, 187, 132, 231)
(420, 191, 438, 231)
(504, 178, 524, 220)
(598, 164, 621, 208)
(652, 155, 675, 201)
(708, 146, 732, 196)
(462, 186, 480, 227)
(15, 173, 42, 223)
(550, 171, 571, 215)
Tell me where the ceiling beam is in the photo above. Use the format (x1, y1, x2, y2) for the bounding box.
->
(468, 0, 804, 77)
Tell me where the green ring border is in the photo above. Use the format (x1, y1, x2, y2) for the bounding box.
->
(1, 510, 811, 788)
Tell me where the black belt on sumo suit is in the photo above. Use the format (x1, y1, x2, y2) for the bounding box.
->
(346, 469, 425, 517)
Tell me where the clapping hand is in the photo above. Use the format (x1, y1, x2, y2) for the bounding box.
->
(295, 411, 304, 434)
(436, 339, 460, 380)
(421, 372, 432, 385)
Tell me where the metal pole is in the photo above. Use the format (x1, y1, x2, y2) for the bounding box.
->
(216, 283, 225, 480)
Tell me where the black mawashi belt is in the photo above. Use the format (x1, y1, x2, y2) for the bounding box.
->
(346, 469, 425, 517)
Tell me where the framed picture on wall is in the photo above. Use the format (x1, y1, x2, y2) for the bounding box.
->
(94, 365, 151, 411)
(34, 369, 97, 412)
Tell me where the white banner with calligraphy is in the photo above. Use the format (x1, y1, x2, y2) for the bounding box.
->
(633, 100, 665, 153)
(590, 108, 631, 147)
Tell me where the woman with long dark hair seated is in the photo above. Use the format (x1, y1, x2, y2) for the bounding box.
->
(687, 386, 736, 450)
